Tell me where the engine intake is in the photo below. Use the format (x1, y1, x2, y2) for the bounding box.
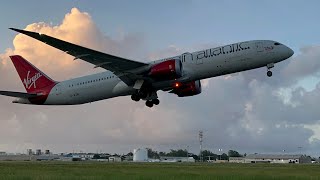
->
(172, 80, 202, 97)
(149, 59, 182, 80)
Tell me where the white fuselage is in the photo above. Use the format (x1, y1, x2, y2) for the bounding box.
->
(39, 40, 293, 105)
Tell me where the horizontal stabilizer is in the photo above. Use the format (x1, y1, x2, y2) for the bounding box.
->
(0, 91, 38, 98)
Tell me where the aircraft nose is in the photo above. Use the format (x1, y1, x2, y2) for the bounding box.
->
(287, 47, 294, 58)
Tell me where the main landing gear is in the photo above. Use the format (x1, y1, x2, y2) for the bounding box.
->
(266, 63, 274, 77)
(131, 94, 140, 102)
(145, 99, 160, 108)
(131, 90, 160, 108)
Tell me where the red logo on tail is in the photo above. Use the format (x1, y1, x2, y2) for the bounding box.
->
(10, 55, 57, 94)
(23, 71, 43, 90)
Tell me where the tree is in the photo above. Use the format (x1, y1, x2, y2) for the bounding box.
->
(92, 154, 101, 159)
(201, 150, 218, 161)
(228, 150, 242, 157)
(159, 151, 166, 156)
(220, 153, 229, 160)
(185, 152, 199, 160)
(166, 149, 188, 157)
(147, 148, 160, 159)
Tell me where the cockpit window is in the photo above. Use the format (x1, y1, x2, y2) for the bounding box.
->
(274, 42, 281, 46)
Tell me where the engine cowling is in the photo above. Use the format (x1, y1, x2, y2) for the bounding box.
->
(172, 80, 202, 97)
(149, 59, 182, 80)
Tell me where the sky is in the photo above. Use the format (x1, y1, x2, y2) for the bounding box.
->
(0, 0, 320, 156)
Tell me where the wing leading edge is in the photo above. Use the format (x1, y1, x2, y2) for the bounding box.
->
(10, 28, 149, 85)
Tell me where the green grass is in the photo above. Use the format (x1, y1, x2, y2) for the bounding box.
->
(0, 162, 319, 180)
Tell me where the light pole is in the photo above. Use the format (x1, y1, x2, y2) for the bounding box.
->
(218, 149, 222, 160)
(186, 145, 189, 162)
(199, 131, 203, 162)
(298, 147, 302, 155)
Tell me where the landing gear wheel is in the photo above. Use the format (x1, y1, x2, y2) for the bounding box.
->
(131, 94, 140, 102)
(145, 100, 153, 108)
(152, 99, 160, 105)
(267, 71, 272, 77)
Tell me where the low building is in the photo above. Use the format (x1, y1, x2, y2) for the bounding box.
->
(245, 154, 311, 164)
(36, 155, 60, 161)
(122, 155, 133, 162)
(215, 160, 228, 163)
(159, 156, 195, 162)
(229, 157, 245, 163)
(0, 155, 35, 161)
(108, 156, 122, 162)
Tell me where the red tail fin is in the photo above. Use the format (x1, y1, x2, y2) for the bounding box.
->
(10, 55, 56, 93)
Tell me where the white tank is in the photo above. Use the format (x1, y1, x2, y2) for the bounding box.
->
(133, 148, 148, 162)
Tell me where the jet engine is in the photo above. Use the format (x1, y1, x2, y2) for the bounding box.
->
(149, 59, 182, 80)
(171, 80, 202, 97)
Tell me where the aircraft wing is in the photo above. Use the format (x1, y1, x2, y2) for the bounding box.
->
(10, 28, 149, 86)
(0, 91, 38, 98)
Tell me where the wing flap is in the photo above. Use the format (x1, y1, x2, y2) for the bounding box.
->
(0, 91, 38, 98)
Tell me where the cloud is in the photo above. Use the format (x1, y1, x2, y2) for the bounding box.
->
(2, 8, 144, 81)
(283, 46, 320, 81)
(1, 7, 320, 156)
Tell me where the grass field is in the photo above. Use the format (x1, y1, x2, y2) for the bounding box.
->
(0, 162, 319, 180)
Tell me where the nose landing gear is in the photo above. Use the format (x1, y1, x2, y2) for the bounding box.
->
(267, 70, 272, 77)
(266, 63, 274, 77)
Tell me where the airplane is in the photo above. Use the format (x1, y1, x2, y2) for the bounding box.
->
(0, 28, 294, 107)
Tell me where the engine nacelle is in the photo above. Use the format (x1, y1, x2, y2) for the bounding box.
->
(172, 80, 202, 97)
(149, 59, 182, 80)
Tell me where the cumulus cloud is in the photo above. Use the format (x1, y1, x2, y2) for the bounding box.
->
(2, 8, 144, 81)
(0, 7, 320, 156)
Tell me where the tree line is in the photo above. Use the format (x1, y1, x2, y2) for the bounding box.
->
(91, 148, 244, 161)
(146, 148, 244, 161)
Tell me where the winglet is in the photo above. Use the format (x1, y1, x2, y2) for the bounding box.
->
(10, 28, 43, 39)
(9, 28, 22, 32)
(10, 28, 33, 34)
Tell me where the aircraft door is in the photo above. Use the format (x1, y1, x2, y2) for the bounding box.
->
(182, 52, 193, 63)
(182, 52, 203, 65)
